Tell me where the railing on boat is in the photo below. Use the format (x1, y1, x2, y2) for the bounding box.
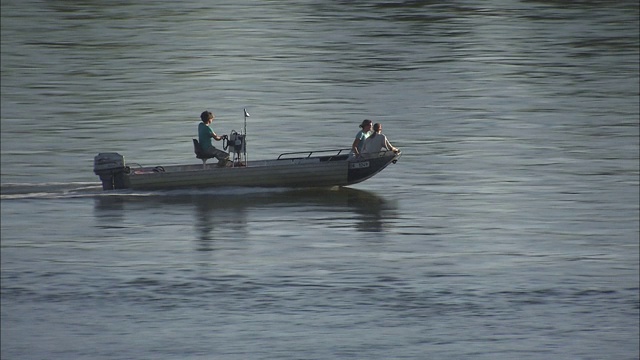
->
(277, 148, 351, 161)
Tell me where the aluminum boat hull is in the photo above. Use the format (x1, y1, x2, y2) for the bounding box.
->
(94, 150, 401, 191)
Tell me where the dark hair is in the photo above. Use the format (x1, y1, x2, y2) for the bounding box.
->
(359, 119, 372, 129)
(200, 111, 213, 123)
(370, 123, 381, 138)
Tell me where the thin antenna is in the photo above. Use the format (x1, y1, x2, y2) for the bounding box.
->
(243, 108, 250, 165)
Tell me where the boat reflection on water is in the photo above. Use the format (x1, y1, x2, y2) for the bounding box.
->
(93, 187, 398, 246)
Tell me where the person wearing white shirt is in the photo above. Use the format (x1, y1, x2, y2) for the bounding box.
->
(361, 123, 399, 156)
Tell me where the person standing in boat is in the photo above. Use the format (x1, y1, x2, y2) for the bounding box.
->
(198, 110, 231, 167)
(350, 119, 373, 159)
(361, 122, 400, 156)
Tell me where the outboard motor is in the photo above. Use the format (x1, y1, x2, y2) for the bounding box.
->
(93, 152, 127, 190)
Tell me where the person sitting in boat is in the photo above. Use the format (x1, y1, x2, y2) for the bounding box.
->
(350, 119, 373, 159)
(361, 122, 400, 156)
(198, 110, 231, 167)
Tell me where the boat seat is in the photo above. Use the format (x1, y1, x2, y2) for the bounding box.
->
(193, 139, 216, 168)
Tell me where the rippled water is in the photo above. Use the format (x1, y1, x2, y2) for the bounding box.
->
(2, 1, 639, 359)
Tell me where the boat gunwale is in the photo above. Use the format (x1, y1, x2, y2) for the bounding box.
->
(276, 148, 351, 160)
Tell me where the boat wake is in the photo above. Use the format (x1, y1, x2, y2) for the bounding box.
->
(0, 182, 328, 201)
(0, 182, 105, 200)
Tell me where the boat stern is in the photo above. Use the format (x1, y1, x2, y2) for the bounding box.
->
(93, 152, 129, 190)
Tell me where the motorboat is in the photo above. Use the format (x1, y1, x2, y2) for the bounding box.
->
(93, 110, 401, 191)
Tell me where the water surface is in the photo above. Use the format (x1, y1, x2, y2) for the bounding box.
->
(2, 1, 638, 359)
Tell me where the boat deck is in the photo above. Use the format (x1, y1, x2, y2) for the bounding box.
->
(128, 149, 351, 176)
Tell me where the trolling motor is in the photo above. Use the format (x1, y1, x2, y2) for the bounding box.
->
(223, 130, 246, 166)
(222, 109, 250, 167)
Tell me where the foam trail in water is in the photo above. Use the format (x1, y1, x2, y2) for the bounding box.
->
(1, 182, 103, 200)
(1, 182, 304, 200)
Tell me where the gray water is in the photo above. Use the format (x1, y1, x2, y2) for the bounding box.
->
(1, 1, 639, 359)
